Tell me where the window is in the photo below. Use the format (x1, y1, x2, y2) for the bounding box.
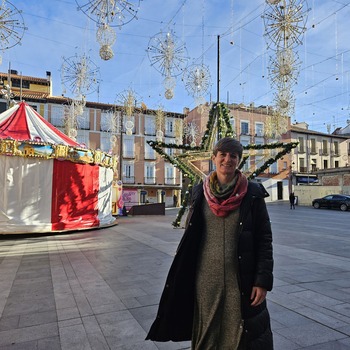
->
(145, 163, 156, 184)
(335, 160, 339, 168)
(100, 132, 111, 152)
(123, 162, 135, 183)
(122, 116, 135, 133)
(123, 136, 135, 158)
(254, 139, 264, 167)
(322, 140, 328, 155)
(78, 109, 90, 130)
(144, 137, 156, 159)
(240, 139, 249, 171)
(100, 110, 117, 132)
(76, 130, 89, 147)
(165, 138, 175, 157)
(323, 159, 328, 169)
(269, 150, 278, 173)
(298, 137, 305, 153)
(310, 139, 316, 154)
(51, 105, 64, 127)
(241, 121, 249, 135)
(334, 141, 339, 156)
(229, 117, 235, 132)
(11, 79, 30, 89)
(165, 118, 174, 137)
(255, 122, 264, 137)
(299, 158, 306, 173)
(165, 164, 175, 185)
(311, 159, 317, 172)
(145, 116, 156, 135)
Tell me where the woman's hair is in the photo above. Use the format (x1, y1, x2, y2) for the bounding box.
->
(213, 137, 243, 160)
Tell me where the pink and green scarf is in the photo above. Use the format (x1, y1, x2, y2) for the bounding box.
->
(203, 170, 248, 217)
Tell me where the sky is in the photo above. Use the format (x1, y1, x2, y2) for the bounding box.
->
(2, 0, 350, 133)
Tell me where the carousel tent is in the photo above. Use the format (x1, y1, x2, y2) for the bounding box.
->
(0, 102, 117, 234)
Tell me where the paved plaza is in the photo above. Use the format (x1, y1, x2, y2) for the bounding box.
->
(1, 202, 350, 349)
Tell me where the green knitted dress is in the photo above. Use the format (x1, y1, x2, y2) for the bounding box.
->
(191, 201, 244, 350)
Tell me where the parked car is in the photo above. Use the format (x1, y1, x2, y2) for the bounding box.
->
(312, 194, 350, 211)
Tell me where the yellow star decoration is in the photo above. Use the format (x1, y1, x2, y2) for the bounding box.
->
(147, 102, 298, 227)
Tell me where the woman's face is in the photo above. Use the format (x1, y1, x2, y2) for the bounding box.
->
(212, 151, 240, 184)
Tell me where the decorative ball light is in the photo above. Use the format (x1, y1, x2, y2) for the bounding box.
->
(96, 23, 116, 61)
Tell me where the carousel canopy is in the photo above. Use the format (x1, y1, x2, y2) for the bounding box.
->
(0, 102, 78, 146)
(0, 101, 116, 234)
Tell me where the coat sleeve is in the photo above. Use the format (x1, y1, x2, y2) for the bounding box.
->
(251, 195, 274, 291)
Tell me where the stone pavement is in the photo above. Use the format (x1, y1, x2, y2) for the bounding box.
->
(1, 202, 350, 349)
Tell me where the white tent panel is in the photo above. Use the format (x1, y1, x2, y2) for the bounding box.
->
(0, 156, 53, 233)
(97, 166, 114, 226)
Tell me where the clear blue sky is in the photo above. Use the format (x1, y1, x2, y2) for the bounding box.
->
(3, 0, 350, 133)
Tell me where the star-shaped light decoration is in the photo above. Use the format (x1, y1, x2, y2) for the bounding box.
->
(148, 102, 298, 227)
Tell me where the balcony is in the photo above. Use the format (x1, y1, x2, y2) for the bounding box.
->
(144, 129, 156, 136)
(123, 176, 135, 184)
(123, 151, 135, 159)
(319, 149, 328, 156)
(144, 152, 156, 160)
(144, 176, 156, 185)
(165, 177, 175, 185)
(299, 166, 307, 173)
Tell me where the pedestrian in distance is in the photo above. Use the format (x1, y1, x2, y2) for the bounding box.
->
(289, 192, 296, 209)
(173, 194, 178, 207)
(146, 137, 274, 350)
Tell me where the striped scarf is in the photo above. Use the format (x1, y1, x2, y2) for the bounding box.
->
(203, 170, 248, 217)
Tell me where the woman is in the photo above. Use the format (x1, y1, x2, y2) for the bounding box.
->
(146, 137, 274, 349)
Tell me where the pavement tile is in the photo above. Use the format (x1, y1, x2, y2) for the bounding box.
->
(18, 310, 57, 328)
(59, 323, 92, 350)
(0, 323, 58, 347)
(274, 323, 347, 347)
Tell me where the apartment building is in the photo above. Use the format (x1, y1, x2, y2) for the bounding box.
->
(284, 122, 350, 185)
(0, 70, 184, 208)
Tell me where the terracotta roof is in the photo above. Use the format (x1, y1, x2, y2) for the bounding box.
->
(11, 91, 50, 100)
(0, 72, 50, 84)
(291, 125, 349, 139)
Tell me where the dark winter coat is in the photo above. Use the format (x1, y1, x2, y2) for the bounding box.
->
(146, 181, 274, 349)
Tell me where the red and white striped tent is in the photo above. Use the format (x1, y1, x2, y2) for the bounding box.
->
(0, 102, 117, 234)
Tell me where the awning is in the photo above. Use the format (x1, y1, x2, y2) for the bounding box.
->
(295, 174, 318, 184)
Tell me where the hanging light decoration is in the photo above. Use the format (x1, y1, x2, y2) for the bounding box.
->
(174, 118, 184, 145)
(96, 23, 117, 61)
(268, 49, 300, 86)
(183, 63, 211, 109)
(263, 0, 309, 50)
(182, 1, 211, 111)
(262, 0, 309, 136)
(75, 0, 142, 60)
(116, 88, 142, 136)
(0, 0, 27, 64)
(102, 108, 120, 153)
(61, 54, 100, 139)
(147, 30, 189, 100)
(154, 106, 164, 142)
(183, 122, 199, 147)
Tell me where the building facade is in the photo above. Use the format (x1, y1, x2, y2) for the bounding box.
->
(284, 123, 350, 187)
